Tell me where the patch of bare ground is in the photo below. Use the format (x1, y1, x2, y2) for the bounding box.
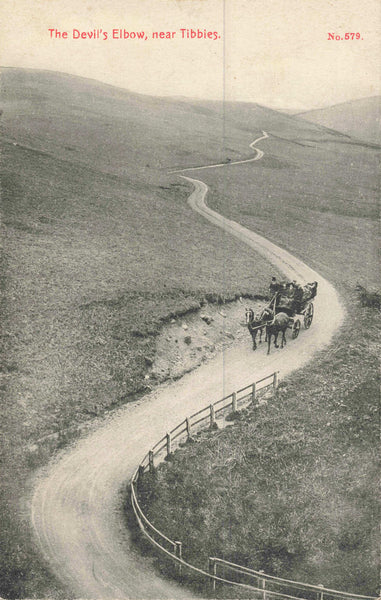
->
(151, 298, 265, 382)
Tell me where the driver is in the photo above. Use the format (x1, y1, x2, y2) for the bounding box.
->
(269, 276, 279, 295)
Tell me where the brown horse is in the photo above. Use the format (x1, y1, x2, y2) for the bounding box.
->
(245, 308, 266, 351)
(262, 308, 293, 354)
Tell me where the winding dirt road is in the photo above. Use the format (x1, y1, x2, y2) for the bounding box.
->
(30, 134, 344, 599)
(170, 131, 268, 173)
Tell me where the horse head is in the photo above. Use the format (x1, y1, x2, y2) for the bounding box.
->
(246, 307, 266, 350)
(245, 308, 255, 324)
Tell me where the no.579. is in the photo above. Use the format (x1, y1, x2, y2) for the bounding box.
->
(328, 32, 362, 40)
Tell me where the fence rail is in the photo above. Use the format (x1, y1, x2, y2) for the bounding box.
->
(210, 558, 376, 600)
(130, 371, 377, 600)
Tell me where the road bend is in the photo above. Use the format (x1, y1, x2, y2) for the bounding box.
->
(30, 133, 344, 599)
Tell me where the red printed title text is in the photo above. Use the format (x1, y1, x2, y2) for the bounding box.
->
(48, 28, 221, 41)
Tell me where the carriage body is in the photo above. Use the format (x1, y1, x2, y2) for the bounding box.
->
(271, 283, 317, 339)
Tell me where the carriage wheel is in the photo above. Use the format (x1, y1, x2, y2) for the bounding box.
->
(304, 303, 314, 329)
(292, 319, 301, 339)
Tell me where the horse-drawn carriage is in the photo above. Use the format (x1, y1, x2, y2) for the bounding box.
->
(245, 279, 318, 354)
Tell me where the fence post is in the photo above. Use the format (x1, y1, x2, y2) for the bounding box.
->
(259, 570, 266, 600)
(148, 450, 154, 473)
(317, 584, 324, 600)
(210, 404, 216, 427)
(138, 464, 145, 479)
(166, 433, 172, 457)
(252, 382, 256, 403)
(209, 557, 217, 592)
(175, 541, 182, 577)
(186, 417, 191, 439)
(273, 371, 279, 395)
(232, 392, 237, 412)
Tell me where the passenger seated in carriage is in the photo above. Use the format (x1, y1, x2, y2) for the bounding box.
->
(303, 281, 318, 300)
(269, 278, 316, 316)
(292, 283, 304, 314)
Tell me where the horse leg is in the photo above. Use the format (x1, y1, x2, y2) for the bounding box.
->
(250, 330, 257, 351)
(259, 327, 263, 344)
(267, 330, 271, 354)
(281, 329, 287, 348)
(274, 331, 279, 348)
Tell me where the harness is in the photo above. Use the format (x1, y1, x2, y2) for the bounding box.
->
(247, 293, 278, 330)
(248, 321, 265, 332)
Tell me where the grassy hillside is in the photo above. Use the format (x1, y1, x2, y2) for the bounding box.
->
(0, 68, 289, 598)
(199, 116, 379, 287)
(298, 96, 381, 145)
(133, 103, 380, 594)
(1, 68, 379, 598)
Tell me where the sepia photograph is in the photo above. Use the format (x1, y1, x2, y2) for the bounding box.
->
(0, 1, 380, 599)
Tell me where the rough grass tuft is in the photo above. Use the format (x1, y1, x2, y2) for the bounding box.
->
(355, 284, 380, 309)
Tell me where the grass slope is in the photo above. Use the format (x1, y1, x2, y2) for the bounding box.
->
(1, 68, 379, 598)
(0, 68, 286, 598)
(298, 96, 381, 145)
(133, 104, 380, 594)
(138, 295, 379, 596)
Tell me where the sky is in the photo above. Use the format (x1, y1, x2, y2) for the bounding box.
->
(0, 0, 380, 110)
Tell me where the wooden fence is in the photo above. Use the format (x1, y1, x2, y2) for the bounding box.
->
(130, 372, 377, 600)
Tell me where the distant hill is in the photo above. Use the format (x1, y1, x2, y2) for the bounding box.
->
(298, 96, 381, 145)
(277, 108, 303, 115)
(0, 67, 350, 178)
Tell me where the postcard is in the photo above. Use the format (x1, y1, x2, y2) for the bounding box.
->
(0, 1, 379, 599)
